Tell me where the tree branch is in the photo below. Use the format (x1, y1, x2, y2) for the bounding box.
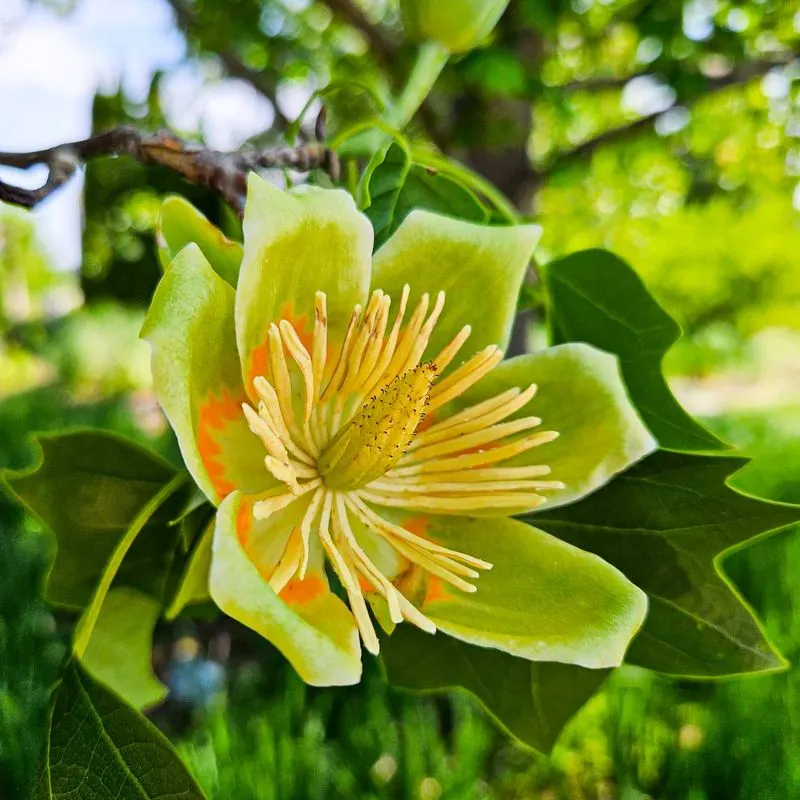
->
(322, 0, 398, 74)
(559, 58, 792, 94)
(164, 0, 291, 130)
(0, 126, 339, 215)
(537, 57, 794, 180)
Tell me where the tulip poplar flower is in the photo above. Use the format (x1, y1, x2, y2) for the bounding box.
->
(143, 175, 655, 686)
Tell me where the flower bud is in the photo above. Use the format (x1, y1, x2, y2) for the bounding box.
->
(400, 0, 511, 53)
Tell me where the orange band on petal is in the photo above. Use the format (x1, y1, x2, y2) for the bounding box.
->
(415, 411, 438, 434)
(198, 387, 249, 499)
(403, 516, 431, 538)
(424, 575, 448, 604)
(236, 496, 254, 547)
(280, 575, 326, 605)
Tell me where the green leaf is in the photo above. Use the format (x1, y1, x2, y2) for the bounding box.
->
(364, 142, 488, 248)
(383, 625, 608, 753)
(531, 450, 799, 677)
(542, 249, 727, 452)
(157, 195, 242, 286)
(3, 431, 186, 610)
(72, 472, 186, 658)
(32, 660, 206, 800)
(82, 588, 168, 710)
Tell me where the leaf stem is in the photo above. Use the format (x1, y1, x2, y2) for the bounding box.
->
(389, 40, 449, 129)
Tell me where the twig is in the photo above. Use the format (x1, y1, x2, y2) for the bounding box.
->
(164, 0, 291, 131)
(0, 125, 340, 215)
(536, 57, 794, 180)
(322, 0, 398, 73)
(559, 58, 792, 94)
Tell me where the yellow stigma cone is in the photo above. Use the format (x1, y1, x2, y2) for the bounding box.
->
(319, 363, 437, 490)
(241, 287, 564, 654)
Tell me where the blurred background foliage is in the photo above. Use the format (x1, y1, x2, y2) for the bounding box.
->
(1, 0, 799, 797)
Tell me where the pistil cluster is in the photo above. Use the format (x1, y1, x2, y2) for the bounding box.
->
(242, 287, 564, 652)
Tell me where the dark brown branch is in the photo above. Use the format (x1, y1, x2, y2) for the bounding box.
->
(322, 0, 398, 73)
(0, 126, 339, 215)
(537, 57, 794, 180)
(559, 58, 793, 94)
(164, 0, 291, 131)
(559, 74, 643, 92)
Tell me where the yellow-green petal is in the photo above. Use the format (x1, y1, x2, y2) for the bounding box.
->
(157, 195, 243, 287)
(454, 342, 656, 510)
(412, 513, 647, 668)
(371, 210, 541, 360)
(142, 244, 272, 505)
(209, 491, 362, 686)
(236, 175, 373, 397)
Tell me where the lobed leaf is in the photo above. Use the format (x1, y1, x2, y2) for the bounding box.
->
(531, 450, 799, 677)
(543, 249, 727, 452)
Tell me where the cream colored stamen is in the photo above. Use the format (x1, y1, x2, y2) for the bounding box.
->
(241, 286, 564, 653)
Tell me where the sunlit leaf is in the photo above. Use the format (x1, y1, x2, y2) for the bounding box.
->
(364, 142, 488, 248)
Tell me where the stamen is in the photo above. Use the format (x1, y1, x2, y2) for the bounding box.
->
(279, 321, 315, 419)
(268, 527, 304, 593)
(241, 285, 566, 654)
(317, 491, 379, 654)
(347, 494, 491, 573)
(389, 430, 559, 476)
(321, 305, 362, 401)
(298, 488, 325, 579)
(360, 284, 410, 399)
(312, 292, 328, 398)
(264, 455, 300, 492)
(242, 403, 289, 464)
(429, 346, 503, 410)
(386, 465, 553, 482)
(333, 493, 404, 625)
(253, 478, 321, 519)
(254, 377, 315, 465)
(382, 292, 429, 382)
(431, 324, 472, 374)
(398, 291, 445, 374)
(360, 488, 547, 514)
(412, 384, 538, 448)
(400, 416, 543, 465)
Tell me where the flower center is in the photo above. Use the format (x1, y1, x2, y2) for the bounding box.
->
(241, 286, 564, 654)
(318, 363, 437, 490)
